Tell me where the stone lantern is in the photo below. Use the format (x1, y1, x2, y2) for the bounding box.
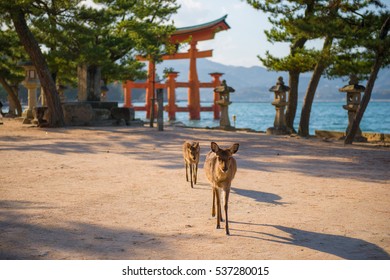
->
(267, 76, 290, 135)
(214, 80, 235, 129)
(339, 74, 366, 140)
(20, 61, 40, 124)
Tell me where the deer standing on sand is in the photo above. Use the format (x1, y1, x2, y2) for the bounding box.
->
(183, 141, 200, 188)
(204, 141, 239, 235)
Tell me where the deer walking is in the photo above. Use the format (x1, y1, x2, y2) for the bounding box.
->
(204, 141, 239, 235)
(183, 141, 200, 188)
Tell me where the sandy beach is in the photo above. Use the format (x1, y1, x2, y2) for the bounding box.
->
(0, 118, 389, 260)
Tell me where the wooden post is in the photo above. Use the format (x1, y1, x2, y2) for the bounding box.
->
(166, 72, 178, 121)
(123, 81, 132, 108)
(188, 41, 200, 120)
(146, 60, 156, 120)
(157, 88, 164, 131)
(210, 72, 223, 119)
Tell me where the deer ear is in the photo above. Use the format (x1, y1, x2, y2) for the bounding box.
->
(229, 143, 239, 154)
(185, 142, 192, 149)
(193, 142, 199, 149)
(210, 142, 219, 153)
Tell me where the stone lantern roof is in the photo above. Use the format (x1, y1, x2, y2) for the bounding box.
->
(339, 74, 365, 93)
(214, 80, 235, 94)
(339, 84, 365, 93)
(269, 76, 290, 92)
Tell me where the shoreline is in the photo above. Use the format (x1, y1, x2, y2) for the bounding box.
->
(1, 100, 389, 134)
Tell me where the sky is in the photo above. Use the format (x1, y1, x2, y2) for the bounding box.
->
(83, 0, 291, 68)
(171, 0, 289, 68)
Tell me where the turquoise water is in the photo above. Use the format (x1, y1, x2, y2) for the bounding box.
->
(134, 101, 390, 135)
(4, 101, 387, 134)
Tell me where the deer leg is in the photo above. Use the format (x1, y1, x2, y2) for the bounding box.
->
(185, 163, 188, 182)
(212, 188, 216, 217)
(190, 163, 193, 188)
(219, 196, 223, 222)
(193, 163, 198, 184)
(215, 188, 221, 229)
(191, 164, 195, 185)
(224, 189, 230, 235)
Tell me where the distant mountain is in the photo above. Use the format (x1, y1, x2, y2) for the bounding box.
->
(9, 58, 389, 104)
(156, 58, 390, 102)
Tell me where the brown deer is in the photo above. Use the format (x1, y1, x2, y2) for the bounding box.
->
(183, 141, 200, 188)
(204, 141, 239, 235)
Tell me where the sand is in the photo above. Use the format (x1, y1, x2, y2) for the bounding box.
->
(0, 118, 389, 260)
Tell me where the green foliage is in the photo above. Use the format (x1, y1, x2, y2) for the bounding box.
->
(75, 0, 179, 81)
(0, 28, 26, 84)
(259, 48, 318, 72)
(162, 67, 176, 79)
(246, 0, 388, 78)
(326, 11, 390, 79)
(246, 0, 388, 136)
(0, 0, 179, 86)
(246, 0, 318, 74)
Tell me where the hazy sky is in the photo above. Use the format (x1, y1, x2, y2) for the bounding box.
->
(172, 0, 289, 67)
(83, 0, 290, 68)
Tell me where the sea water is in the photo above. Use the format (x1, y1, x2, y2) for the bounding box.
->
(2, 101, 387, 135)
(134, 101, 390, 135)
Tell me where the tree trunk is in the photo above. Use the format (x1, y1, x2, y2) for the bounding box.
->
(298, 64, 325, 136)
(285, 71, 300, 133)
(77, 64, 101, 102)
(298, 37, 333, 137)
(0, 77, 22, 116)
(345, 17, 390, 144)
(10, 8, 64, 127)
(285, 2, 313, 133)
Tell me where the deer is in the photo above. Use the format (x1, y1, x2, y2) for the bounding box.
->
(183, 141, 200, 188)
(204, 141, 239, 235)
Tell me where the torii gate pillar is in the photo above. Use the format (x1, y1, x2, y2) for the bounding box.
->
(188, 41, 201, 120)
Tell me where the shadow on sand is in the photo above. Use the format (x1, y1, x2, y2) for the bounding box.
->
(0, 200, 164, 260)
(232, 187, 285, 205)
(230, 222, 390, 260)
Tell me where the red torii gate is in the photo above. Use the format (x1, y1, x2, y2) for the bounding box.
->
(122, 15, 230, 120)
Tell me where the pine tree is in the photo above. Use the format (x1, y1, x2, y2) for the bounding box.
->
(247, 0, 321, 133)
(0, 27, 26, 116)
(344, 13, 390, 144)
(32, 0, 178, 99)
(6, 4, 65, 126)
(297, 0, 385, 137)
(0, 0, 179, 126)
(247, 0, 385, 136)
